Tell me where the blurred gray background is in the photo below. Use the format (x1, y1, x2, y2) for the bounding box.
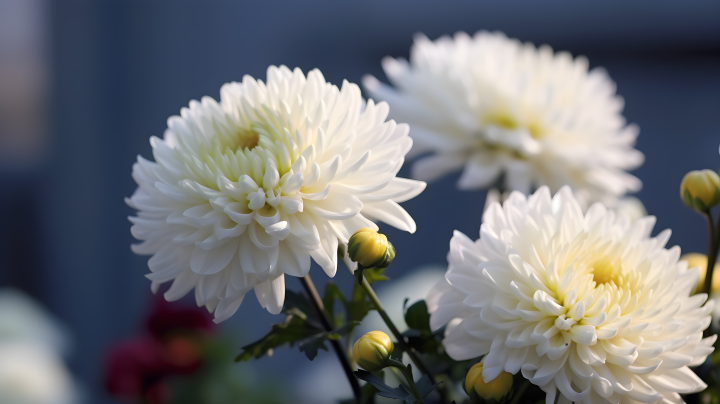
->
(0, 0, 719, 403)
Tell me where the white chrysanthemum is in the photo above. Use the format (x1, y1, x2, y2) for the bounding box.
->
(427, 186, 714, 404)
(364, 31, 643, 204)
(127, 66, 425, 322)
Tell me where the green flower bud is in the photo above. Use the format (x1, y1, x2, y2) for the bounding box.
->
(352, 331, 393, 372)
(681, 169, 720, 211)
(347, 228, 396, 269)
(465, 362, 513, 403)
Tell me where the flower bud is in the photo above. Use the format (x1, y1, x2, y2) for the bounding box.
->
(352, 331, 393, 372)
(682, 253, 720, 294)
(348, 228, 396, 269)
(464, 362, 513, 403)
(681, 170, 720, 211)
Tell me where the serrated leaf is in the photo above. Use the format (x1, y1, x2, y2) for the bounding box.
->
(298, 322, 360, 360)
(414, 374, 442, 398)
(235, 314, 320, 362)
(339, 371, 387, 404)
(283, 289, 324, 328)
(298, 333, 329, 360)
(354, 370, 411, 401)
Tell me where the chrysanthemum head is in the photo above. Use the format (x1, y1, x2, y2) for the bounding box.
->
(427, 186, 715, 404)
(364, 31, 643, 204)
(127, 66, 425, 322)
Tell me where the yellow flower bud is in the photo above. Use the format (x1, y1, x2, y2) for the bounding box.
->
(682, 253, 720, 294)
(347, 228, 396, 269)
(464, 362, 514, 403)
(352, 331, 393, 372)
(681, 170, 720, 211)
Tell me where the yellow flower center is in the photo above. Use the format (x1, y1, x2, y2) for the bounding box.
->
(482, 110, 544, 140)
(184, 103, 305, 192)
(235, 127, 260, 151)
(590, 259, 622, 286)
(484, 111, 518, 131)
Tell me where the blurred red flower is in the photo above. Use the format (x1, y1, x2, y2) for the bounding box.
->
(103, 297, 214, 403)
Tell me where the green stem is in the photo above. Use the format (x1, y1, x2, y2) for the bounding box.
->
(360, 278, 450, 403)
(388, 359, 424, 403)
(553, 389, 561, 404)
(702, 210, 720, 296)
(301, 276, 362, 402)
(346, 324, 357, 369)
(509, 379, 530, 404)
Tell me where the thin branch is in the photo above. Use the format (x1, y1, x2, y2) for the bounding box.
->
(300, 275, 362, 402)
(701, 210, 719, 296)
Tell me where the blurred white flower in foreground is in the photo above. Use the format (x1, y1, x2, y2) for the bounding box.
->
(127, 66, 425, 322)
(427, 186, 714, 404)
(364, 31, 643, 204)
(0, 289, 78, 404)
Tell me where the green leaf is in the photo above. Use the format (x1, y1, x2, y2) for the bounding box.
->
(345, 300, 374, 323)
(325, 279, 373, 324)
(354, 370, 416, 402)
(414, 374, 442, 398)
(354, 265, 390, 285)
(389, 344, 405, 362)
(235, 314, 320, 362)
(323, 282, 341, 322)
(339, 372, 383, 404)
(283, 290, 318, 321)
(298, 322, 360, 361)
(364, 267, 389, 284)
(404, 300, 431, 333)
(297, 332, 330, 360)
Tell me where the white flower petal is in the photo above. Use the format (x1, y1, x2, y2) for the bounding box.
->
(254, 273, 285, 315)
(362, 200, 417, 233)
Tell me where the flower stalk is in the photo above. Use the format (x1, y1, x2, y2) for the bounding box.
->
(300, 275, 362, 402)
(508, 380, 530, 404)
(701, 210, 720, 297)
(360, 278, 450, 403)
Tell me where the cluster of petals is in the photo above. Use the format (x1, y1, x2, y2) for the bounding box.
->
(427, 186, 715, 404)
(127, 66, 425, 322)
(364, 31, 643, 204)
